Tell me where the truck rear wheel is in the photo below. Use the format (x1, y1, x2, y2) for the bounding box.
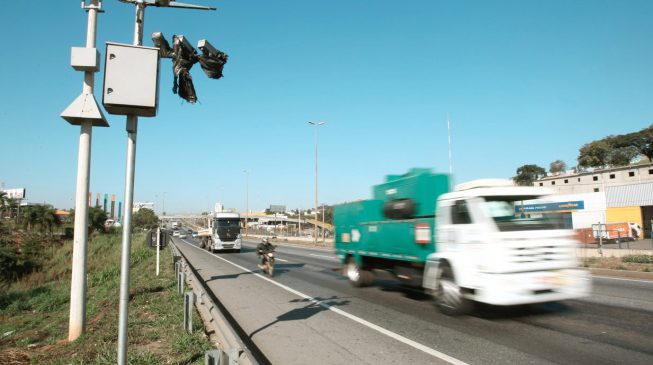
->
(435, 265, 471, 316)
(346, 257, 373, 287)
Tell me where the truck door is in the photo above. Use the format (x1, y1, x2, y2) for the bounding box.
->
(436, 199, 479, 249)
(450, 199, 485, 246)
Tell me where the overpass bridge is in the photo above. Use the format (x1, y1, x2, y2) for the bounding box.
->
(161, 213, 333, 233)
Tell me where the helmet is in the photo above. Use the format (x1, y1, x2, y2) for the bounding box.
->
(262, 238, 269, 244)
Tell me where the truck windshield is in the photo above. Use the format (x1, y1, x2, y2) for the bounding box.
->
(480, 196, 566, 232)
(215, 219, 240, 228)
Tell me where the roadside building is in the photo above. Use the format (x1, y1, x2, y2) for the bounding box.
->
(533, 162, 653, 238)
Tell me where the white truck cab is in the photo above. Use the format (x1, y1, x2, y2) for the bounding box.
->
(423, 180, 591, 314)
(199, 211, 242, 253)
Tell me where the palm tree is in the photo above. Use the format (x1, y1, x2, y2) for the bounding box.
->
(5, 197, 20, 221)
(42, 207, 62, 238)
(21, 205, 39, 231)
(0, 191, 7, 219)
(88, 206, 108, 233)
(21, 204, 55, 234)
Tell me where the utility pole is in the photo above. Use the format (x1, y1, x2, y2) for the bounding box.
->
(113, 3, 216, 363)
(243, 169, 249, 238)
(322, 204, 325, 243)
(116, 2, 145, 363)
(308, 121, 325, 245)
(61, 0, 109, 342)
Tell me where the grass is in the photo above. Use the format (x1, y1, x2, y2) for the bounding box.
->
(581, 255, 653, 272)
(0, 230, 214, 364)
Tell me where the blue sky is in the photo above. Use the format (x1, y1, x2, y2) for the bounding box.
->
(1, 0, 653, 214)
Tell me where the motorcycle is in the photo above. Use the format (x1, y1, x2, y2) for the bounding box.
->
(258, 246, 276, 277)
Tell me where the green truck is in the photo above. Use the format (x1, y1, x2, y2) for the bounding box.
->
(334, 168, 448, 287)
(334, 168, 590, 314)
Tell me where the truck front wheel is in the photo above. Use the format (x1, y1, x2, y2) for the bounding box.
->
(345, 257, 373, 287)
(435, 265, 471, 316)
(205, 238, 213, 252)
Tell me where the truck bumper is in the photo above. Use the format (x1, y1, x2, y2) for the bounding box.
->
(471, 269, 591, 306)
(211, 239, 242, 251)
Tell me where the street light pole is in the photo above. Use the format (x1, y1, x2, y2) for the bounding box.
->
(308, 121, 325, 245)
(322, 203, 325, 243)
(243, 169, 249, 238)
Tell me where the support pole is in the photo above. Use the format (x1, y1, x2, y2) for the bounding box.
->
(156, 226, 160, 276)
(68, 0, 101, 342)
(117, 3, 144, 363)
(69, 121, 92, 341)
(314, 125, 318, 246)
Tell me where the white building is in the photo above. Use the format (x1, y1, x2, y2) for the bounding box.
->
(133, 201, 154, 212)
(533, 162, 653, 238)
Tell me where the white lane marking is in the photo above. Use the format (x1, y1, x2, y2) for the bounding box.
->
(309, 253, 338, 260)
(593, 275, 653, 284)
(180, 241, 468, 365)
(275, 258, 289, 262)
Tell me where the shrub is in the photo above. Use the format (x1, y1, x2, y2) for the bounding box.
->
(622, 255, 653, 264)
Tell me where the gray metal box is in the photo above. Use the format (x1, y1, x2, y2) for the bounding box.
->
(102, 42, 160, 117)
(71, 47, 99, 72)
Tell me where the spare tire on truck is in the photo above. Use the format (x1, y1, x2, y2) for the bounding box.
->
(383, 199, 416, 219)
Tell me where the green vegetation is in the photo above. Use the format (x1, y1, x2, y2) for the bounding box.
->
(622, 254, 653, 264)
(549, 159, 567, 175)
(133, 208, 160, 229)
(582, 255, 653, 272)
(514, 124, 653, 182)
(513, 164, 546, 186)
(0, 229, 213, 364)
(578, 124, 653, 168)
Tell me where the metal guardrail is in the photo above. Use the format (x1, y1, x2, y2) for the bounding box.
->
(169, 242, 258, 365)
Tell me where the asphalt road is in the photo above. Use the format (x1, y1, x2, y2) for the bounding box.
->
(173, 236, 653, 365)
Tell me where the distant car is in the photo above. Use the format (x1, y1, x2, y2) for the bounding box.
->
(191, 231, 198, 238)
(179, 233, 187, 239)
(173, 231, 180, 237)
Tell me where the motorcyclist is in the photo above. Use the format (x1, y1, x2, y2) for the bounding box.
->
(257, 238, 275, 268)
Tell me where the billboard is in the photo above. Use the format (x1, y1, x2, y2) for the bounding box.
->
(2, 188, 26, 199)
(515, 200, 584, 214)
(269, 205, 286, 213)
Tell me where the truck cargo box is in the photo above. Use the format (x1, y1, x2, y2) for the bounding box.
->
(372, 168, 449, 217)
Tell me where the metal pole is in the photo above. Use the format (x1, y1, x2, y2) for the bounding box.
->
(244, 170, 249, 238)
(314, 124, 318, 245)
(156, 226, 160, 276)
(322, 204, 325, 243)
(447, 113, 453, 188)
(69, 0, 100, 342)
(308, 122, 324, 245)
(117, 3, 144, 364)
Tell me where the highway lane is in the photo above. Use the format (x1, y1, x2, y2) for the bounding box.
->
(174, 237, 653, 365)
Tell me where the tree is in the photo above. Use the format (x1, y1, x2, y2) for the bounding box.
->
(42, 207, 62, 238)
(6, 198, 19, 220)
(577, 140, 611, 169)
(133, 208, 159, 229)
(0, 191, 7, 218)
(21, 205, 45, 232)
(513, 164, 546, 186)
(88, 206, 108, 233)
(608, 146, 639, 166)
(631, 124, 653, 161)
(549, 160, 567, 175)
